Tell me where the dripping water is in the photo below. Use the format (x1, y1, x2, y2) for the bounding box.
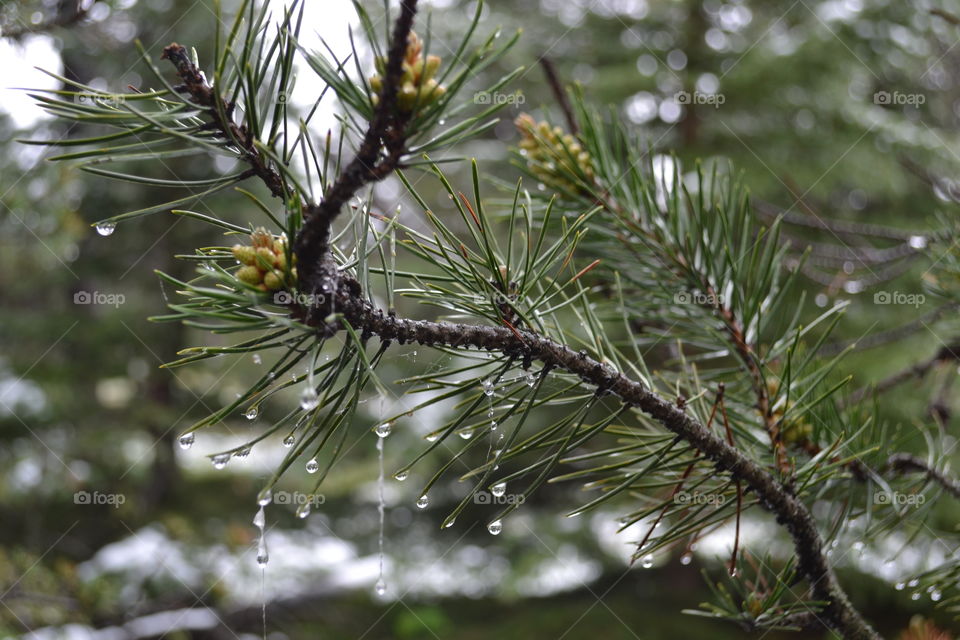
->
(375, 430, 387, 596)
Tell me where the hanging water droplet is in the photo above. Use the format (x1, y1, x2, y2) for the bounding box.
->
(443, 518, 455, 529)
(438, 118, 446, 126)
(252, 354, 262, 365)
(931, 589, 942, 601)
(244, 406, 259, 420)
(490, 421, 498, 431)
(375, 578, 387, 596)
(375, 422, 393, 438)
(234, 446, 251, 458)
(908, 578, 920, 588)
(257, 489, 273, 506)
(394, 470, 409, 481)
(525, 371, 536, 387)
(95, 221, 116, 236)
(256, 545, 269, 567)
(895, 582, 906, 591)
(491, 482, 506, 497)
(680, 553, 693, 566)
(178, 433, 195, 450)
(640, 554, 654, 569)
(487, 406, 495, 419)
(416, 495, 429, 509)
(425, 433, 439, 442)
(212, 453, 230, 469)
(482, 379, 495, 396)
(910, 592, 921, 601)
(253, 505, 266, 529)
(300, 387, 319, 410)
(282, 434, 295, 447)
(458, 428, 474, 439)
(296, 502, 311, 519)
(306, 458, 319, 473)
(487, 519, 503, 535)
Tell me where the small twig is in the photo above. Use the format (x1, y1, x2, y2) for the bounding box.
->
(885, 453, 960, 500)
(843, 343, 960, 407)
(540, 57, 578, 135)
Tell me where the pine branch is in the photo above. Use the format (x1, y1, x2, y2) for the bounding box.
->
(293, 0, 419, 311)
(886, 453, 960, 500)
(160, 43, 286, 199)
(295, 274, 880, 639)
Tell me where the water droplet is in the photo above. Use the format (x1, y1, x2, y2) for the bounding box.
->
(487, 519, 503, 535)
(908, 578, 920, 588)
(375, 578, 386, 595)
(234, 446, 251, 458)
(525, 371, 536, 387)
(910, 592, 921, 601)
(895, 582, 906, 591)
(394, 470, 409, 481)
(425, 433, 439, 442)
(438, 118, 446, 126)
(253, 505, 266, 529)
(491, 482, 506, 497)
(375, 422, 392, 438)
(482, 379, 495, 396)
(252, 354, 262, 365)
(458, 428, 473, 439)
(490, 421, 498, 431)
(178, 433, 195, 450)
(95, 221, 116, 236)
(257, 489, 272, 506)
(909, 235, 928, 250)
(282, 434, 295, 447)
(487, 407, 495, 419)
(212, 453, 230, 469)
(416, 495, 429, 509)
(640, 554, 654, 568)
(300, 387, 319, 410)
(931, 589, 942, 601)
(305, 458, 319, 473)
(244, 406, 259, 420)
(443, 518, 455, 529)
(296, 503, 311, 518)
(256, 548, 269, 567)
(680, 553, 692, 566)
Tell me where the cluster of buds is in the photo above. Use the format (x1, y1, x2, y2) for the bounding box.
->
(370, 32, 446, 113)
(231, 228, 297, 292)
(515, 114, 596, 195)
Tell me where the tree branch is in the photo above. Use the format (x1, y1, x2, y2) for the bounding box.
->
(320, 282, 880, 640)
(886, 453, 960, 499)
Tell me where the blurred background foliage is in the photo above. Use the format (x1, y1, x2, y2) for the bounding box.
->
(1, 0, 959, 638)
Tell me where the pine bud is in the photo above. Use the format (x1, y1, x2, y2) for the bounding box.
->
(236, 265, 263, 285)
(263, 270, 284, 291)
(367, 31, 446, 115)
(232, 244, 256, 265)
